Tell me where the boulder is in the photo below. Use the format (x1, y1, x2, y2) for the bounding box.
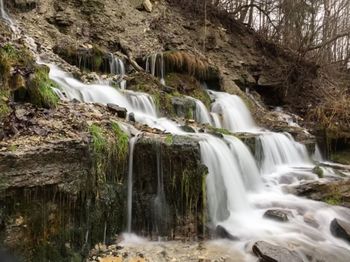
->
(107, 104, 127, 119)
(129, 112, 136, 122)
(330, 218, 350, 243)
(263, 209, 292, 222)
(215, 225, 237, 240)
(252, 241, 303, 262)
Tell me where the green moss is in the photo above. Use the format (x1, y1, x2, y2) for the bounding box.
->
(331, 150, 350, 165)
(325, 196, 341, 206)
(111, 122, 129, 161)
(89, 124, 108, 154)
(208, 126, 233, 136)
(165, 134, 173, 145)
(28, 66, 59, 108)
(312, 166, 324, 178)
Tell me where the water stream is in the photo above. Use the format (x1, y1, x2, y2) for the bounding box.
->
(3, 5, 350, 259)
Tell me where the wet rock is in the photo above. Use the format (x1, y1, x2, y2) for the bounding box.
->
(292, 179, 350, 207)
(215, 225, 237, 240)
(129, 112, 136, 122)
(107, 104, 127, 119)
(263, 209, 292, 222)
(252, 241, 303, 262)
(330, 218, 350, 243)
(180, 125, 196, 133)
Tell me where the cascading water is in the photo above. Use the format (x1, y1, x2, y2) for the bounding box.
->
(199, 135, 251, 225)
(145, 53, 165, 85)
(257, 132, 311, 174)
(186, 96, 212, 124)
(209, 90, 257, 132)
(109, 53, 127, 89)
(127, 136, 139, 233)
(153, 142, 170, 237)
(0, 0, 13, 25)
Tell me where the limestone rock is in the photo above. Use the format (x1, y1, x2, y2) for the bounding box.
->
(330, 218, 350, 243)
(253, 241, 303, 262)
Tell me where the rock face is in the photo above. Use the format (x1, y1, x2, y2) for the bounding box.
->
(330, 219, 350, 243)
(252, 241, 303, 262)
(107, 104, 127, 119)
(132, 134, 208, 239)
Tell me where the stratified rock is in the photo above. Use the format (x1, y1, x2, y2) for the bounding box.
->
(263, 209, 292, 222)
(330, 219, 350, 243)
(252, 241, 303, 262)
(215, 225, 237, 240)
(107, 104, 127, 119)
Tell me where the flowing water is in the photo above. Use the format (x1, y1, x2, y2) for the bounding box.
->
(5, 6, 350, 259)
(109, 53, 127, 89)
(145, 53, 165, 85)
(46, 63, 350, 260)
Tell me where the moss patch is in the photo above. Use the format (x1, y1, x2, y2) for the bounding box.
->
(331, 150, 350, 165)
(28, 66, 59, 108)
(111, 122, 129, 161)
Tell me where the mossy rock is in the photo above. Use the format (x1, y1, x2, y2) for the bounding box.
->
(312, 166, 324, 178)
(27, 66, 59, 109)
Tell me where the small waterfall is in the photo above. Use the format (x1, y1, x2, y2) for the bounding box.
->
(257, 132, 311, 174)
(224, 136, 262, 191)
(126, 91, 157, 117)
(109, 53, 126, 89)
(210, 91, 257, 132)
(127, 136, 139, 233)
(313, 144, 324, 162)
(199, 135, 250, 225)
(153, 142, 169, 237)
(145, 53, 165, 85)
(187, 96, 212, 124)
(210, 112, 222, 128)
(0, 0, 13, 25)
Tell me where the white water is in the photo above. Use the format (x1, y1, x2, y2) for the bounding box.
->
(258, 132, 312, 175)
(0, 0, 13, 26)
(127, 136, 138, 233)
(48, 64, 182, 133)
(145, 53, 165, 85)
(209, 90, 257, 132)
(109, 53, 126, 89)
(187, 96, 212, 124)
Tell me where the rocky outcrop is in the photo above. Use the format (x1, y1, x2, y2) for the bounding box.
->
(132, 134, 208, 239)
(252, 241, 303, 262)
(291, 178, 350, 207)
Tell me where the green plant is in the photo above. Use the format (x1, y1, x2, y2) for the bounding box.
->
(111, 122, 129, 161)
(165, 134, 173, 145)
(28, 66, 59, 108)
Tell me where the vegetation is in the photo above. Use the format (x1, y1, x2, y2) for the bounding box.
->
(165, 134, 173, 145)
(312, 166, 324, 178)
(111, 122, 129, 161)
(28, 66, 59, 108)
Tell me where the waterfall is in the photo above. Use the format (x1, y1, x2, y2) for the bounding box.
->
(313, 144, 324, 162)
(126, 91, 157, 117)
(209, 91, 257, 132)
(257, 132, 311, 174)
(145, 53, 165, 85)
(0, 0, 13, 26)
(127, 136, 139, 233)
(109, 53, 126, 89)
(224, 136, 262, 191)
(153, 142, 169, 237)
(186, 96, 212, 124)
(210, 112, 222, 128)
(199, 135, 250, 225)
